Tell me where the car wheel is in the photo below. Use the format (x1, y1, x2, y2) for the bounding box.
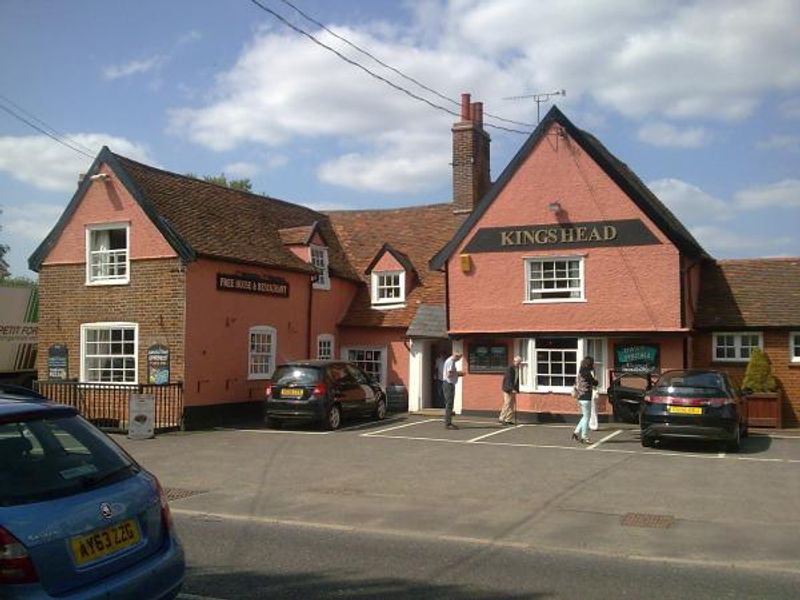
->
(373, 394, 387, 421)
(641, 434, 655, 448)
(726, 425, 741, 453)
(325, 403, 342, 430)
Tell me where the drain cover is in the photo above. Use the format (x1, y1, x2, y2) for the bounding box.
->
(620, 512, 674, 529)
(163, 487, 205, 502)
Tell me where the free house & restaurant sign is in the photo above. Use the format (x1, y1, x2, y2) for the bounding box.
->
(217, 273, 290, 297)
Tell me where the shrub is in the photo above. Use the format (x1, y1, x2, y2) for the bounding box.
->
(741, 347, 777, 393)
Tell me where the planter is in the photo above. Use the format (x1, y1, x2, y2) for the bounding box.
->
(747, 391, 782, 428)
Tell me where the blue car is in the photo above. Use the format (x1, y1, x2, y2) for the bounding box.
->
(0, 391, 184, 599)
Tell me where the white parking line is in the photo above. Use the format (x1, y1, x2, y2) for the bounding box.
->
(361, 418, 439, 436)
(586, 429, 622, 449)
(468, 425, 522, 443)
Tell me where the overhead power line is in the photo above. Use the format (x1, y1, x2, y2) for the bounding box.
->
(247, 0, 531, 135)
(0, 98, 96, 160)
(277, 0, 535, 129)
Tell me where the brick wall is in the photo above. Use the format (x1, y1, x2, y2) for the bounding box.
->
(452, 121, 490, 216)
(36, 258, 185, 384)
(693, 331, 799, 426)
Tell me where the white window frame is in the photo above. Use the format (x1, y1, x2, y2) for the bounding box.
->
(515, 336, 607, 393)
(317, 333, 334, 360)
(80, 322, 138, 384)
(310, 245, 330, 290)
(712, 332, 763, 362)
(524, 255, 585, 303)
(790, 332, 800, 363)
(371, 270, 406, 306)
(248, 326, 277, 380)
(85, 222, 130, 286)
(342, 346, 387, 388)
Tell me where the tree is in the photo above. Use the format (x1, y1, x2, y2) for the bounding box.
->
(741, 347, 777, 392)
(0, 208, 10, 279)
(185, 172, 253, 192)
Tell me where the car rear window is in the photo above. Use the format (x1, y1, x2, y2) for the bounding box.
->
(273, 366, 322, 385)
(0, 414, 137, 507)
(652, 371, 726, 398)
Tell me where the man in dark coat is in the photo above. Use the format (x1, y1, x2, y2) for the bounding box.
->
(499, 355, 522, 425)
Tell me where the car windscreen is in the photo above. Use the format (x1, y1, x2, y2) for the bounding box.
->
(652, 371, 727, 398)
(0, 414, 138, 507)
(272, 366, 323, 386)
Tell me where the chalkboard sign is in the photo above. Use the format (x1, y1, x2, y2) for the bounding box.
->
(47, 344, 68, 380)
(468, 343, 508, 373)
(614, 344, 660, 373)
(147, 344, 170, 384)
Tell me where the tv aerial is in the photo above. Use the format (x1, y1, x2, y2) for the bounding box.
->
(503, 89, 566, 123)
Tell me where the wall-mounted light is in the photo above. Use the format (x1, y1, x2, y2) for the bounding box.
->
(547, 201, 562, 213)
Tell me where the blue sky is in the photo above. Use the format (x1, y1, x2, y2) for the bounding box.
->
(1, 0, 798, 278)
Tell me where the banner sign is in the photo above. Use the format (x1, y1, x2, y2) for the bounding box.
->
(216, 273, 289, 297)
(462, 219, 660, 253)
(614, 344, 660, 373)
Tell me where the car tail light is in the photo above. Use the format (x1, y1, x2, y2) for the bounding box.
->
(708, 396, 735, 408)
(265, 384, 273, 398)
(154, 478, 173, 535)
(0, 526, 38, 584)
(310, 383, 327, 400)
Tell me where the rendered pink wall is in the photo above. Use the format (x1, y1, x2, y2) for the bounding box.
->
(372, 252, 404, 272)
(310, 278, 358, 357)
(448, 123, 683, 334)
(338, 326, 409, 387)
(44, 165, 176, 265)
(184, 258, 312, 406)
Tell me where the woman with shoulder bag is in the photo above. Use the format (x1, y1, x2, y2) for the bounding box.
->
(572, 356, 598, 444)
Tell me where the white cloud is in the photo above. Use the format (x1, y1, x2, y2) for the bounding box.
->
(103, 56, 163, 80)
(1, 203, 63, 242)
(648, 178, 729, 222)
(0, 134, 155, 192)
(734, 179, 800, 209)
(638, 122, 711, 148)
(779, 97, 800, 119)
(223, 161, 260, 179)
(756, 134, 800, 151)
(690, 225, 793, 256)
(318, 130, 449, 193)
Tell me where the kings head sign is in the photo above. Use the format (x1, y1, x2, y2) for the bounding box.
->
(462, 219, 660, 253)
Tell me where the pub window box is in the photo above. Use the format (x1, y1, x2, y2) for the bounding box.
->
(85, 223, 129, 285)
(712, 332, 763, 362)
(524, 256, 585, 303)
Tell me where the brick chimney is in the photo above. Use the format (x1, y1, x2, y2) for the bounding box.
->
(452, 93, 490, 218)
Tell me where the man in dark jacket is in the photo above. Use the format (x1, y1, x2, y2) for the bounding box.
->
(499, 355, 522, 425)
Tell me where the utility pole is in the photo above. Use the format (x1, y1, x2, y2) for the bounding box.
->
(503, 89, 566, 123)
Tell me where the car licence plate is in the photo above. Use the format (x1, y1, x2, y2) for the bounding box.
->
(281, 388, 304, 398)
(667, 405, 703, 415)
(70, 519, 140, 566)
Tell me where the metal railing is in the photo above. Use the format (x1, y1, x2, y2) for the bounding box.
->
(33, 381, 183, 433)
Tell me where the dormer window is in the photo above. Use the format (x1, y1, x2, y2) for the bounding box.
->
(310, 245, 330, 290)
(86, 223, 129, 285)
(372, 271, 405, 305)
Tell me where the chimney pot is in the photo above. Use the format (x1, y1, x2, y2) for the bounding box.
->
(461, 93, 471, 121)
(472, 102, 484, 127)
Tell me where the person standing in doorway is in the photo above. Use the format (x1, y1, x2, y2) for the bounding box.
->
(499, 355, 522, 425)
(572, 356, 598, 444)
(434, 353, 445, 408)
(441, 351, 463, 429)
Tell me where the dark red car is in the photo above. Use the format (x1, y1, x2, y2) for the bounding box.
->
(640, 369, 748, 451)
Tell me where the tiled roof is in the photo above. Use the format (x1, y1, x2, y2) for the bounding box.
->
(112, 152, 360, 281)
(278, 224, 315, 246)
(406, 304, 447, 338)
(695, 258, 800, 328)
(327, 204, 458, 328)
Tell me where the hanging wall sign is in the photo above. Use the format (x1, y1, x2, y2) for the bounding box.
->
(216, 273, 290, 297)
(147, 344, 170, 385)
(468, 343, 509, 373)
(47, 344, 68, 380)
(462, 219, 660, 253)
(614, 344, 660, 373)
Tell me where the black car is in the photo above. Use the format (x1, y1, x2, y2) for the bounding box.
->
(607, 371, 654, 423)
(264, 360, 387, 430)
(640, 369, 748, 451)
